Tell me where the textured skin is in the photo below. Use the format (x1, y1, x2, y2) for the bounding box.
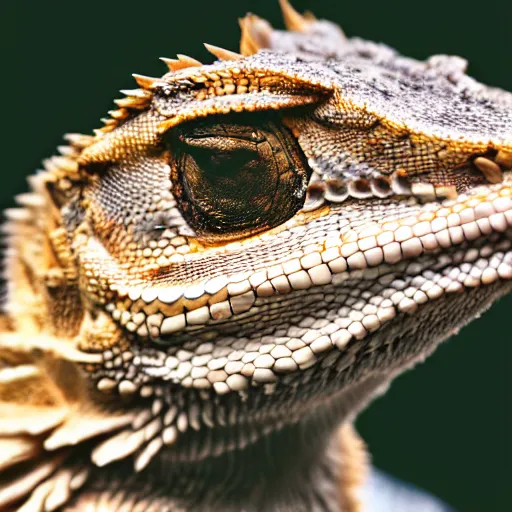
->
(1, 1, 511, 510)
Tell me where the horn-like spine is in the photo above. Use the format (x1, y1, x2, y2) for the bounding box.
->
(204, 43, 242, 61)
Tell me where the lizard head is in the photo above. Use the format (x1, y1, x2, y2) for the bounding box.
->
(7, 0, 512, 472)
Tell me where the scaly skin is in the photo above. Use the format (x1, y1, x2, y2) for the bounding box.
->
(1, 1, 511, 510)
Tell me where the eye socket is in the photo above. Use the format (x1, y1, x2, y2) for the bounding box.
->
(166, 113, 310, 242)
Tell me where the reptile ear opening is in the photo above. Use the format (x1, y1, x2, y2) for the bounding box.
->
(165, 112, 311, 243)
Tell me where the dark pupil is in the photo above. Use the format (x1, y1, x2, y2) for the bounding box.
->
(182, 144, 274, 225)
(168, 114, 309, 241)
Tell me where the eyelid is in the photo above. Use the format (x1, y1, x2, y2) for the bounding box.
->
(181, 136, 259, 153)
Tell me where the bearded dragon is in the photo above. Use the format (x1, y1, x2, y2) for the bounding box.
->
(1, 1, 511, 510)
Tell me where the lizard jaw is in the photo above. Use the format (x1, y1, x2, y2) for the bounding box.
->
(78, 174, 512, 395)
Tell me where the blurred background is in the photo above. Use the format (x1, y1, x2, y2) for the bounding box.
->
(1, 0, 510, 510)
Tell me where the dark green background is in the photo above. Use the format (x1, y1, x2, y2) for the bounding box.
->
(2, 1, 511, 510)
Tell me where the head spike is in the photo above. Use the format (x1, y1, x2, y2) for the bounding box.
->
(161, 55, 202, 71)
(107, 109, 129, 120)
(239, 14, 273, 56)
(57, 145, 78, 157)
(63, 133, 95, 148)
(279, 0, 310, 32)
(177, 54, 202, 67)
(120, 89, 152, 99)
(303, 10, 317, 22)
(204, 43, 242, 61)
(132, 74, 159, 90)
(160, 57, 181, 71)
(99, 124, 116, 133)
(114, 96, 150, 109)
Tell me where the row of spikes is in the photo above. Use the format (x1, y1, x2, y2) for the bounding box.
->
(97, 0, 315, 133)
(130, 0, 314, 91)
(39, 0, 314, 180)
(37, 28, 259, 184)
(99, 43, 245, 136)
(38, 0, 315, 180)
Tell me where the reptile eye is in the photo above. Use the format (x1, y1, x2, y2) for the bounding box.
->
(166, 113, 310, 242)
